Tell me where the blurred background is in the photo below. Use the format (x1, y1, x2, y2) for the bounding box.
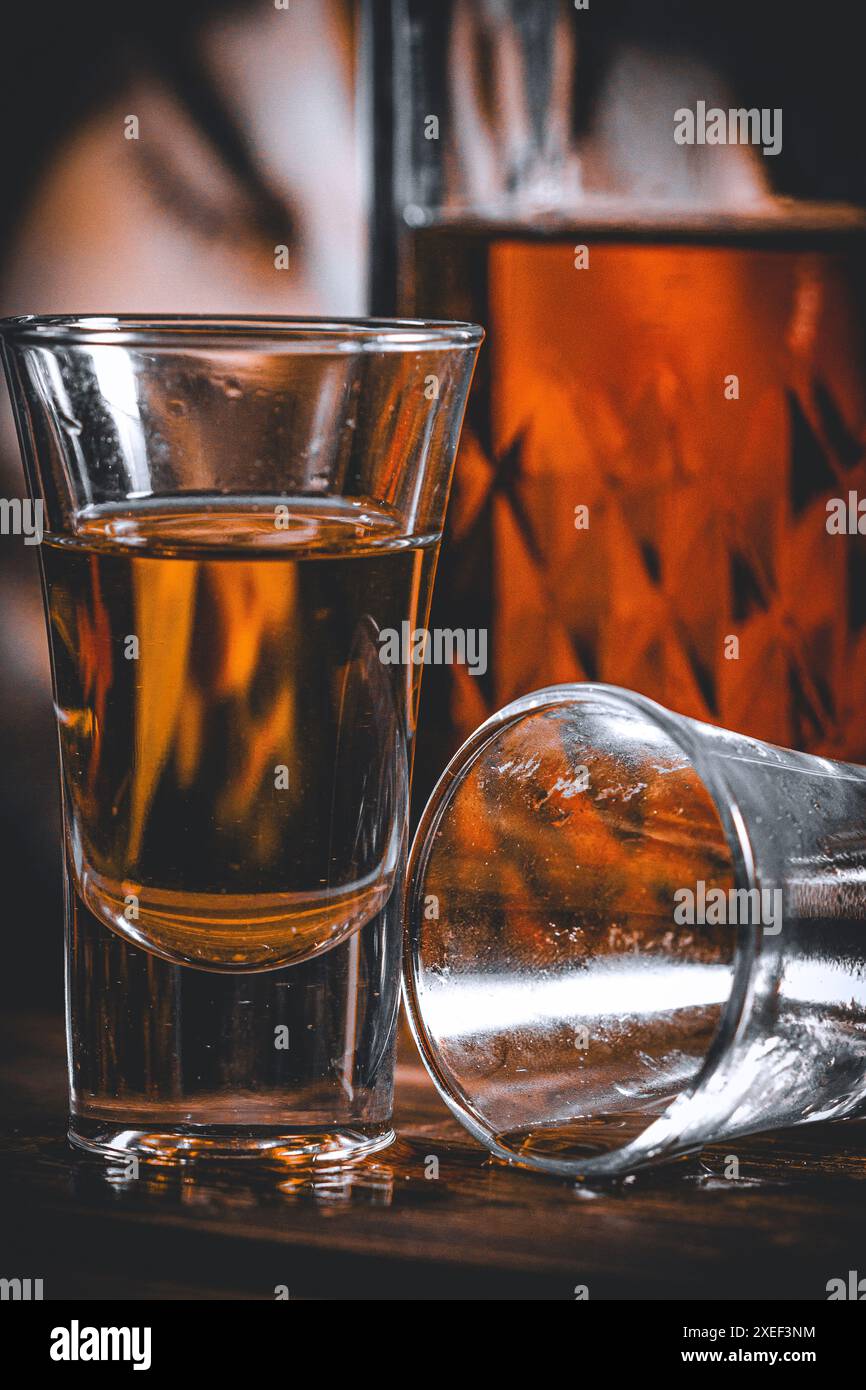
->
(1, 0, 864, 1007)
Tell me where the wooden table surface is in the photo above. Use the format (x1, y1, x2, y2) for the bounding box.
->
(2, 1011, 865, 1301)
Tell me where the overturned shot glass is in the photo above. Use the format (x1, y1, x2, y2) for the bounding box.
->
(404, 684, 866, 1179)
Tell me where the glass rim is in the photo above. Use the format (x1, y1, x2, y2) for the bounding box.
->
(0, 313, 485, 352)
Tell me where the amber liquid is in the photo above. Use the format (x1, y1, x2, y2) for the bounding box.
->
(404, 220, 866, 796)
(43, 497, 436, 971)
(44, 496, 436, 1156)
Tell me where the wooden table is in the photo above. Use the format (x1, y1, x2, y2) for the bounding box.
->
(2, 1011, 865, 1300)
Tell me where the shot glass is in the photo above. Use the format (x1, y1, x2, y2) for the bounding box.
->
(1, 314, 481, 1164)
(404, 683, 866, 1178)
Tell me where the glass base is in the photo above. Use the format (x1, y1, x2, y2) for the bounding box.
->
(68, 1116, 396, 1167)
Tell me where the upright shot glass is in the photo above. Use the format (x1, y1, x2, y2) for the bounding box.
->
(0, 314, 481, 1164)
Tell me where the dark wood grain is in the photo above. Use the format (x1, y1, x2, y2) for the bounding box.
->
(2, 1011, 865, 1300)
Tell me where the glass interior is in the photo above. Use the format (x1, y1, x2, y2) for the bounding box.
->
(404, 687, 738, 1170)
